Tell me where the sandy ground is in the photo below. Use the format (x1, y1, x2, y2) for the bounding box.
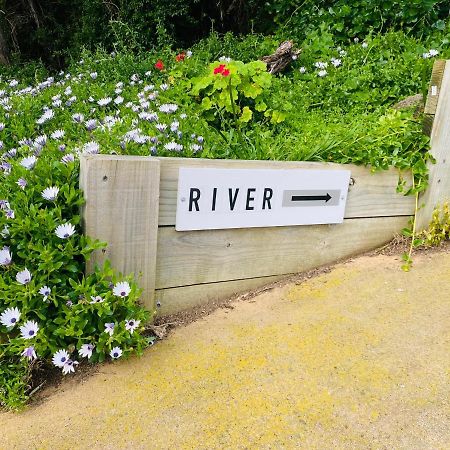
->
(1, 249, 450, 449)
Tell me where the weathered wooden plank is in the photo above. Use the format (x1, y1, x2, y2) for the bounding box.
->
(424, 59, 446, 116)
(155, 216, 410, 289)
(156, 157, 414, 225)
(155, 275, 283, 316)
(80, 155, 160, 311)
(418, 60, 450, 230)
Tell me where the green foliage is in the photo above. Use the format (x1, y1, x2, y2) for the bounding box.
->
(0, 358, 30, 411)
(268, 0, 450, 41)
(189, 59, 286, 151)
(1, 0, 449, 67)
(422, 202, 450, 246)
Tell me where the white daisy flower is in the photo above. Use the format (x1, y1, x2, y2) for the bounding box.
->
(339, 50, 347, 57)
(429, 49, 439, 57)
(114, 96, 124, 105)
(41, 186, 59, 201)
(20, 320, 39, 339)
(186, 50, 192, 58)
(34, 135, 47, 148)
(1, 200, 11, 211)
(110, 347, 122, 359)
(98, 97, 112, 106)
(361, 42, 368, 49)
(159, 103, 178, 114)
(90, 72, 98, 79)
(125, 319, 141, 334)
(21, 346, 37, 361)
(52, 349, 70, 368)
(61, 153, 75, 165)
(0, 247, 12, 265)
(0, 307, 21, 328)
(17, 178, 27, 189)
(422, 52, 431, 59)
(72, 113, 84, 123)
(82, 141, 100, 154)
(1, 225, 9, 238)
(62, 359, 79, 375)
(317, 70, 328, 77)
(299, 66, 306, 73)
(104, 322, 115, 335)
(51, 129, 65, 140)
(85, 119, 98, 131)
(39, 285, 51, 301)
(79, 343, 95, 359)
(314, 61, 328, 69)
(9, 79, 18, 87)
(160, 83, 169, 91)
(36, 109, 54, 125)
(113, 281, 131, 297)
(331, 58, 342, 67)
(164, 142, 183, 152)
(20, 156, 37, 170)
(55, 223, 76, 239)
(90, 295, 104, 304)
(16, 268, 32, 285)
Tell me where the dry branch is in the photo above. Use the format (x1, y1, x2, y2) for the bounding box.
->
(261, 40, 301, 74)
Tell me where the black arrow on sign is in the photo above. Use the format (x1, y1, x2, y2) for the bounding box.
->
(291, 193, 332, 203)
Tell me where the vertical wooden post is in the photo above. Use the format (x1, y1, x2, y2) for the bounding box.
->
(80, 155, 160, 312)
(422, 59, 446, 136)
(418, 60, 450, 230)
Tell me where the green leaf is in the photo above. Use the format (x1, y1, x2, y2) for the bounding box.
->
(239, 106, 253, 123)
(270, 110, 286, 124)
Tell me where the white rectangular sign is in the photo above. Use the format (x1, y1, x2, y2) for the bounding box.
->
(176, 168, 351, 231)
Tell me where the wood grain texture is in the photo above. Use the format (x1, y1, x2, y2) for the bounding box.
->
(157, 157, 414, 225)
(155, 216, 410, 289)
(155, 275, 283, 316)
(418, 60, 450, 230)
(80, 155, 160, 311)
(424, 60, 446, 116)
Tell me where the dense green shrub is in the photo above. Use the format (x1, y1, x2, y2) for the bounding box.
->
(2, 0, 447, 67)
(267, 0, 449, 41)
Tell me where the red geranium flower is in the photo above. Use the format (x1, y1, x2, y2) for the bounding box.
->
(155, 60, 164, 71)
(214, 64, 226, 75)
(176, 52, 185, 62)
(222, 69, 230, 77)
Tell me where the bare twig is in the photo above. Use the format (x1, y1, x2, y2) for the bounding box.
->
(261, 41, 302, 74)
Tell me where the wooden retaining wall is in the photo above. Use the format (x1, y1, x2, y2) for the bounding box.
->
(80, 60, 450, 317)
(81, 156, 414, 315)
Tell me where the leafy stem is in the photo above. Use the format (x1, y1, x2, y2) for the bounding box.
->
(402, 173, 419, 272)
(228, 77, 245, 150)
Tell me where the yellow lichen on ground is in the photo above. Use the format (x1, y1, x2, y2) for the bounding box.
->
(1, 250, 450, 449)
